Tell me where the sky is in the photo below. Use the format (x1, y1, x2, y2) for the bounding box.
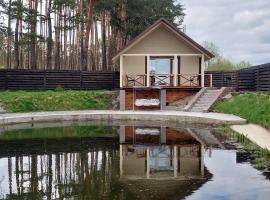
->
(181, 0, 270, 65)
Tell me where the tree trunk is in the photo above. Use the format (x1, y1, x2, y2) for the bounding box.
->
(82, 0, 95, 71)
(47, 0, 52, 69)
(54, 5, 60, 69)
(30, 0, 38, 69)
(19, 12, 23, 69)
(94, 19, 99, 70)
(106, 12, 111, 68)
(15, 16, 20, 69)
(79, 0, 84, 70)
(101, 11, 107, 70)
(7, 0, 12, 69)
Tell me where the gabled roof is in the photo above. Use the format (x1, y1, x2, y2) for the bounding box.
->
(112, 18, 215, 61)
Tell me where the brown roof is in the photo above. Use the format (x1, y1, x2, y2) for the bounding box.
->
(112, 18, 215, 61)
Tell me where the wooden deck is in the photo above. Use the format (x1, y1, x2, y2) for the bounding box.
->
(122, 86, 202, 90)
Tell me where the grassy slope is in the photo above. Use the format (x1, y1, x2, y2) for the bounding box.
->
(0, 90, 117, 113)
(212, 92, 270, 128)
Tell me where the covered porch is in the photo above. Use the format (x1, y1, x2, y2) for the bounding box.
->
(120, 53, 212, 88)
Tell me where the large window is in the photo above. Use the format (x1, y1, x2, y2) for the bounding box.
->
(149, 57, 173, 86)
(150, 57, 173, 75)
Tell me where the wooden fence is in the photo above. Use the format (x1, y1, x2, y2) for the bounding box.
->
(205, 71, 238, 88)
(0, 63, 269, 91)
(206, 63, 270, 91)
(0, 69, 119, 90)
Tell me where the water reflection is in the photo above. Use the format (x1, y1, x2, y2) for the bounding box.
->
(0, 125, 269, 200)
(119, 126, 205, 179)
(0, 126, 211, 199)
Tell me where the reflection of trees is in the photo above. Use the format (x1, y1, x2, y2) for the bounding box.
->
(3, 148, 120, 199)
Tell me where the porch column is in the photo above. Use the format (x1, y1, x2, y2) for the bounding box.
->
(173, 145, 178, 178)
(173, 55, 178, 86)
(147, 55, 150, 87)
(120, 55, 123, 87)
(201, 145, 205, 176)
(201, 54, 205, 87)
(120, 144, 123, 177)
(146, 147, 150, 179)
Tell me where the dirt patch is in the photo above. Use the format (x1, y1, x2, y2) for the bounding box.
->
(104, 91, 120, 110)
(168, 94, 195, 109)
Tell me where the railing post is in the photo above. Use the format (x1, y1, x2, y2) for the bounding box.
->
(147, 55, 150, 87)
(201, 55, 205, 87)
(120, 55, 123, 88)
(210, 74, 213, 88)
(173, 55, 177, 86)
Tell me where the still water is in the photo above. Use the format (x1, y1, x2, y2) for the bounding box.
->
(0, 124, 269, 200)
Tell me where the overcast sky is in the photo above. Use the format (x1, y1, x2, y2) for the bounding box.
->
(181, 0, 270, 65)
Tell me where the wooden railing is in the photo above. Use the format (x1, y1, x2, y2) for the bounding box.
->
(178, 74, 201, 87)
(124, 74, 146, 87)
(150, 74, 174, 86)
(124, 73, 212, 87)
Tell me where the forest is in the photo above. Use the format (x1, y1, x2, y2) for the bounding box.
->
(0, 0, 185, 71)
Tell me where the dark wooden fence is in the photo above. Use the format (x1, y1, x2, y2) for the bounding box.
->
(0, 69, 119, 90)
(206, 71, 238, 88)
(206, 63, 270, 91)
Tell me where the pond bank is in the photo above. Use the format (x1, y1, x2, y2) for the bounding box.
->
(231, 124, 270, 151)
(0, 110, 246, 126)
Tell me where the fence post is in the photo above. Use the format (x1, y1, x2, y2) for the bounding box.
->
(222, 72, 224, 88)
(43, 70, 47, 89)
(112, 71, 115, 89)
(5, 70, 8, 90)
(80, 70, 82, 89)
(210, 74, 213, 88)
(236, 71, 239, 91)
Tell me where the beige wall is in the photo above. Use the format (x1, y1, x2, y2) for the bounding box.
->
(179, 56, 200, 86)
(179, 146, 200, 176)
(122, 56, 145, 86)
(125, 24, 199, 54)
(123, 153, 145, 177)
(180, 56, 200, 74)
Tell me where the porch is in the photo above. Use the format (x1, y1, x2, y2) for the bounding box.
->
(120, 54, 213, 88)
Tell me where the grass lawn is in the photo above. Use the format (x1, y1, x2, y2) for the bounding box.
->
(212, 92, 270, 128)
(0, 90, 118, 113)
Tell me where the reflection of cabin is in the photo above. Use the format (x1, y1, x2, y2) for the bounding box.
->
(119, 126, 205, 179)
(113, 18, 214, 110)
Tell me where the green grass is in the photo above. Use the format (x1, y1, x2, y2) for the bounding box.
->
(0, 90, 118, 113)
(212, 92, 270, 128)
(0, 125, 114, 140)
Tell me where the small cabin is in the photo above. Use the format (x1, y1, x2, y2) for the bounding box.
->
(112, 18, 214, 110)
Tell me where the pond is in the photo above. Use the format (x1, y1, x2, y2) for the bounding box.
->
(0, 122, 269, 200)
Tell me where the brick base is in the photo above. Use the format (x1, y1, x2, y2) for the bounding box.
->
(124, 126, 200, 145)
(123, 88, 200, 110)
